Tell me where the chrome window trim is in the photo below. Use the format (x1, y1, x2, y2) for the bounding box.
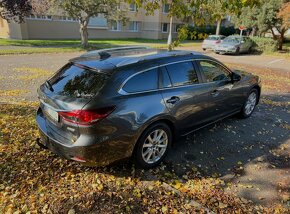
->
(118, 58, 232, 96)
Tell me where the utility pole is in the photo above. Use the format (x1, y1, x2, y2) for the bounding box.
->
(167, 16, 173, 45)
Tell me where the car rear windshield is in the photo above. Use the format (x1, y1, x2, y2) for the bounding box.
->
(48, 63, 108, 98)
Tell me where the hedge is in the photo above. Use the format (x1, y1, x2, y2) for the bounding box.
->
(251, 37, 278, 52)
(186, 26, 237, 40)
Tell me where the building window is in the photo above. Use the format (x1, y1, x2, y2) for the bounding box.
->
(129, 3, 137, 12)
(111, 20, 121, 31)
(89, 15, 108, 28)
(175, 24, 182, 33)
(28, 15, 52, 20)
(128, 21, 139, 32)
(162, 23, 168, 33)
(163, 4, 170, 14)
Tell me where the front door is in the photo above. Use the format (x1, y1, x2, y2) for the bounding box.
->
(195, 60, 243, 120)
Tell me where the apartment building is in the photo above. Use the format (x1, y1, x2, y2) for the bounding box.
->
(0, 3, 184, 40)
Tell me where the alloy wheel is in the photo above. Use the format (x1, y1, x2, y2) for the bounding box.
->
(141, 129, 168, 164)
(245, 92, 257, 115)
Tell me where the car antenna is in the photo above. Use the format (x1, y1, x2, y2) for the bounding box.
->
(98, 51, 111, 60)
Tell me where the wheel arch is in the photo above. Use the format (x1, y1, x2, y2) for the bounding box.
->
(131, 117, 176, 156)
(251, 85, 261, 104)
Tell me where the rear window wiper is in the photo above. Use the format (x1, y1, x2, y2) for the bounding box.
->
(45, 80, 54, 92)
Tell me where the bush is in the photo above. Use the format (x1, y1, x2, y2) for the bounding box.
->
(186, 26, 237, 40)
(251, 37, 278, 52)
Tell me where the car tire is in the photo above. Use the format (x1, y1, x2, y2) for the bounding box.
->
(133, 122, 172, 169)
(235, 47, 240, 55)
(240, 89, 258, 118)
(203, 48, 206, 51)
(215, 52, 220, 54)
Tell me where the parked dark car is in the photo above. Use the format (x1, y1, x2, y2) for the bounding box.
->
(36, 47, 261, 168)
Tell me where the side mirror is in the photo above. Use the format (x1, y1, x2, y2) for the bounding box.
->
(232, 72, 241, 82)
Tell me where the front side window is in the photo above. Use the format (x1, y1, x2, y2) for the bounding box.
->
(166, 61, 199, 86)
(123, 68, 158, 93)
(198, 61, 231, 82)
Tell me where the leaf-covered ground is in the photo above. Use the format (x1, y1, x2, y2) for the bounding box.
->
(0, 102, 288, 213)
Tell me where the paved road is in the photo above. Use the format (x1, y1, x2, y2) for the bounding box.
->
(0, 51, 289, 102)
(179, 46, 290, 73)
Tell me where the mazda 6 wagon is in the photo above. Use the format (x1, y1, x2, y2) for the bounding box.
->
(36, 47, 261, 168)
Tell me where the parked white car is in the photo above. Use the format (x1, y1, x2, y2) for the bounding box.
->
(202, 35, 226, 51)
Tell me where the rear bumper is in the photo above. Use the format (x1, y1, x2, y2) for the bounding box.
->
(202, 44, 216, 50)
(36, 108, 134, 166)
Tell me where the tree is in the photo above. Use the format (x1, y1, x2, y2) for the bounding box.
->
(204, 0, 228, 35)
(30, 0, 53, 15)
(232, 0, 288, 50)
(231, 6, 259, 36)
(0, 0, 31, 22)
(53, 0, 125, 48)
(131, 0, 260, 48)
(277, 1, 290, 49)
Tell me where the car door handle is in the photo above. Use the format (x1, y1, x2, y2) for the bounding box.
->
(211, 89, 220, 97)
(166, 96, 180, 104)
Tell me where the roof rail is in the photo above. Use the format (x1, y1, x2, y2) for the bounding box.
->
(116, 50, 202, 67)
(80, 46, 152, 59)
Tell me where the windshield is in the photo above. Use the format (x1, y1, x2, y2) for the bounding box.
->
(206, 36, 220, 40)
(223, 37, 241, 43)
(48, 63, 108, 98)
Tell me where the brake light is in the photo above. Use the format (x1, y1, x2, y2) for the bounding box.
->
(59, 107, 115, 125)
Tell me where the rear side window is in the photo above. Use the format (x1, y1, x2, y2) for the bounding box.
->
(123, 68, 158, 93)
(48, 64, 107, 98)
(166, 61, 199, 86)
(198, 61, 231, 82)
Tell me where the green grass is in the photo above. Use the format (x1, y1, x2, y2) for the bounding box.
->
(0, 38, 201, 55)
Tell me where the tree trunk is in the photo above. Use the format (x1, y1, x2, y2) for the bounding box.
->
(251, 26, 257, 37)
(277, 30, 286, 51)
(79, 17, 89, 49)
(270, 28, 277, 40)
(167, 16, 173, 47)
(215, 19, 222, 35)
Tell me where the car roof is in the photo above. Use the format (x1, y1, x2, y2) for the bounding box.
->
(227, 35, 248, 38)
(70, 47, 208, 73)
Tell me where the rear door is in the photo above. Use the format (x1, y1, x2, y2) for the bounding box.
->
(160, 60, 215, 134)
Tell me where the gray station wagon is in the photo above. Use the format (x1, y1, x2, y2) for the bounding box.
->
(214, 36, 253, 55)
(36, 47, 261, 168)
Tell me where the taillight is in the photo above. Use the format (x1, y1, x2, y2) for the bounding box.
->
(58, 106, 115, 125)
(215, 41, 221, 44)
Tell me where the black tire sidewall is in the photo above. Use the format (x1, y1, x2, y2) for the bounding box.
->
(241, 89, 258, 118)
(134, 123, 172, 169)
